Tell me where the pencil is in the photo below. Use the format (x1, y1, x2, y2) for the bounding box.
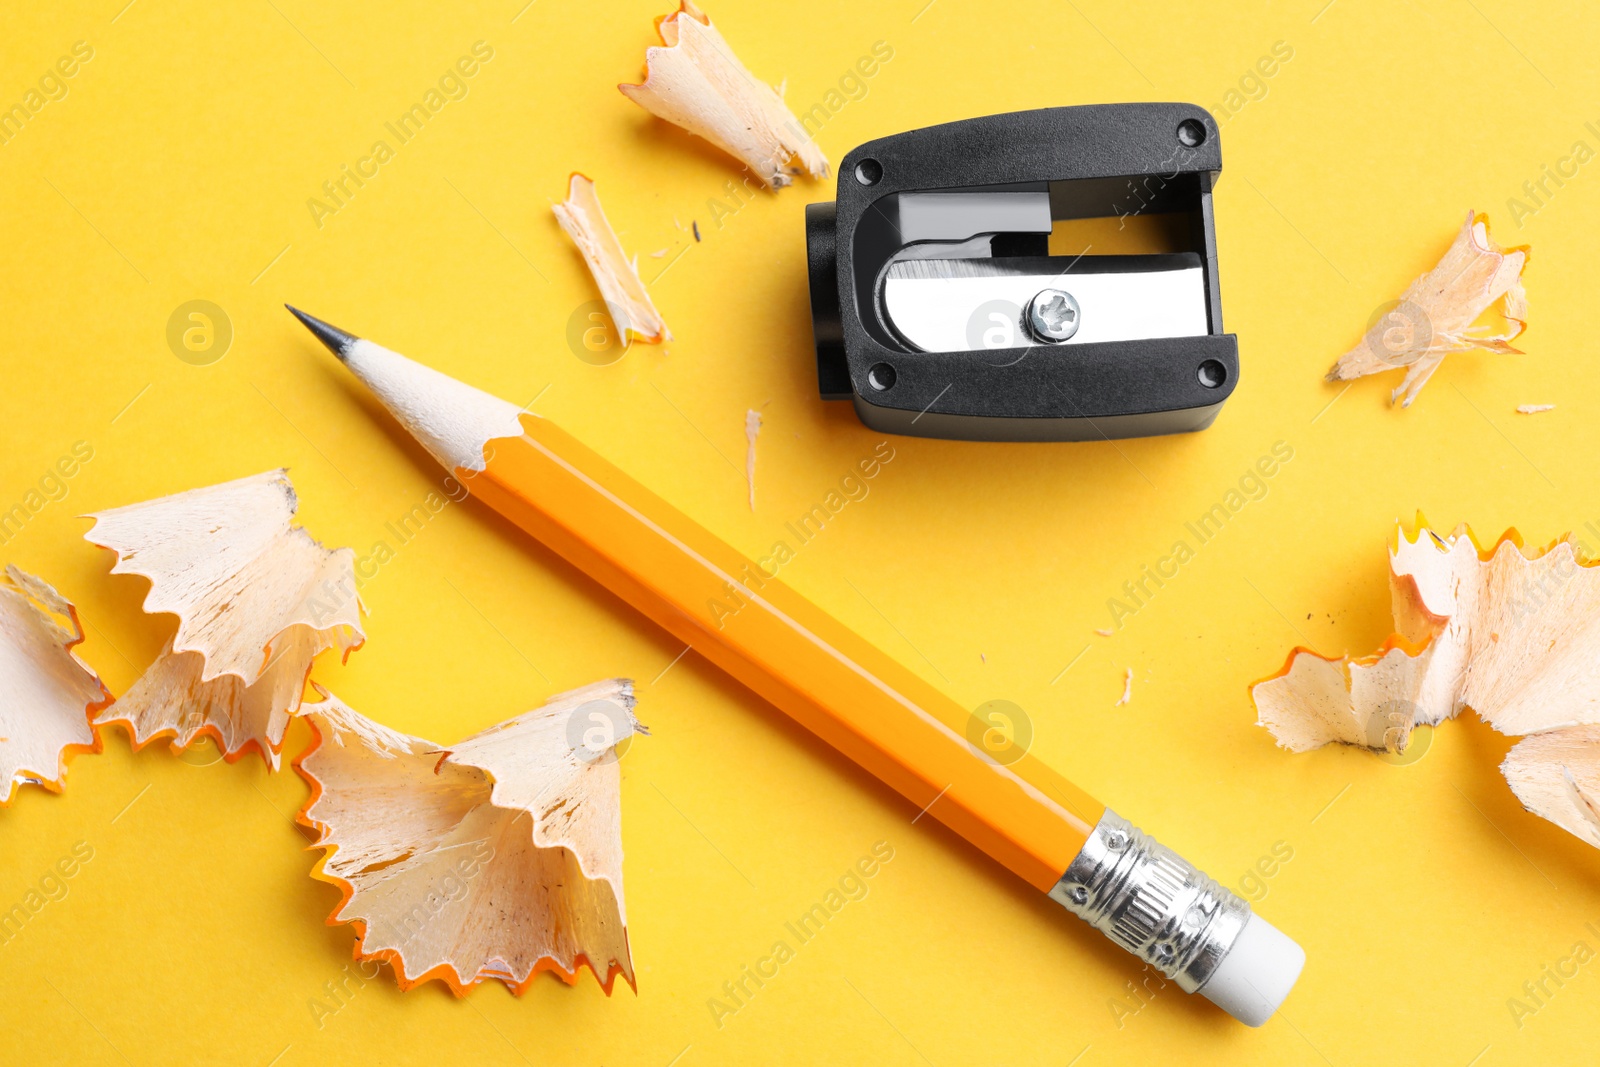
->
(289, 305, 1305, 1026)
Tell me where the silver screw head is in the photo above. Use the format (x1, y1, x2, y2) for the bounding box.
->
(1025, 288, 1081, 343)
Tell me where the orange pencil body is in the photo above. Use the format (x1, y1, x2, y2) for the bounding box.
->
(291, 307, 1305, 1025)
(467, 415, 1103, 891)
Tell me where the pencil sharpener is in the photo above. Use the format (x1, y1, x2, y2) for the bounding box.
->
(804, 103, 1236, 441)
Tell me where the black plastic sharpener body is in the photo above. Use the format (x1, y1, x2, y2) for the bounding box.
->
(805, 103, 1238, 442)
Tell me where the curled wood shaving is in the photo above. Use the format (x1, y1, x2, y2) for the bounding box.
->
(1327, 212, 1529, 406)
(619, 2, 828, 189)
(553, 173, 670, 347)
(1388, 524, 1600, 735)
(0, 567, 111, 803)
(1254, 520, 1600, 849)
(296, 680, 641, 994)
(1255, 521, 1600, 750)
(1253, 639, 1430, 754)
(84, 470, 363, 766)
(105, 630, 329, 767)
(1516, 404, 1554, 414)
(1502, 726, 1600, 849)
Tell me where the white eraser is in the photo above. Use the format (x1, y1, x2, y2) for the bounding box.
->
(1199, 912, 1306, 1027)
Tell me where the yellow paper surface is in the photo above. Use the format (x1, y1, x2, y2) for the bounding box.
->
(0, 1, 1594, 1062)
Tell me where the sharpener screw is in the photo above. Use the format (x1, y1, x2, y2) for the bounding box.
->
(1025, 288, 1081, 343)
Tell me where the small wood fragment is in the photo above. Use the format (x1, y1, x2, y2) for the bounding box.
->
(743, 409, 761, 511)
(1327, 213, 1528, 406)
(553, 173, 670, 347)
(619, 2, 829, 189)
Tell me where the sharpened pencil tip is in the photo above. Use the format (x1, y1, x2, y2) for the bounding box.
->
(285, 305, 360, 360)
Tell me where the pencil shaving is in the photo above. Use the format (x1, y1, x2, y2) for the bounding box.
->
(85, 470, 364, 766)
(1387, 524, 1600, 735)
(1255, 522, 1600, 749)
(1252, 639, 1429, 753)
(1255, 520, 1600, 849)
(109, 630, 332, 768)
(1501, 727, 1600, 849)
(744, 408, 761, 511)
(1115, 668, 1133, 707)
(1327, 212, 1529, 406)
(296, 680, 640, 995)
(553, 173, 670, 347)
(1517, 404, 1554, 414)
(619, 2, 829, 189)
(0, 567, 111, 803)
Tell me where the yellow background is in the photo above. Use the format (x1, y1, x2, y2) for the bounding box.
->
(0, 0, 1594, 1063)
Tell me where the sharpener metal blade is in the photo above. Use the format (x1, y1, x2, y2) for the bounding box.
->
(882, 254, 1209, 353)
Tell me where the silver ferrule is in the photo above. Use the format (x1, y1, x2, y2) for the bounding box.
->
(1048, 809, 1250, 993)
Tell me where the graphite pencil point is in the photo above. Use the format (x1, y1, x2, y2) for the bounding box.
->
(285, 305, 360, 359)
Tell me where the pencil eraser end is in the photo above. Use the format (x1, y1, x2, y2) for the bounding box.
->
(1200, 912, 1305, 1027)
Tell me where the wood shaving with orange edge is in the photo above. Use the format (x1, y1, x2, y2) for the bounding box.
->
(1115, 668, 1133, 707)
(1327, 212, 1528, 406)
(84, 470, 364, 767)
(1516, 404, 1555, 414)
(1252, 636, 1431, 755)
(619, 2, 829, 189)
(1253, 518, 1600, 849)
(553, 173, 670, 348)
(1386, 522, 1600, 735)
(295, 680, 642, 995)
(0, 567, 111, 803)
